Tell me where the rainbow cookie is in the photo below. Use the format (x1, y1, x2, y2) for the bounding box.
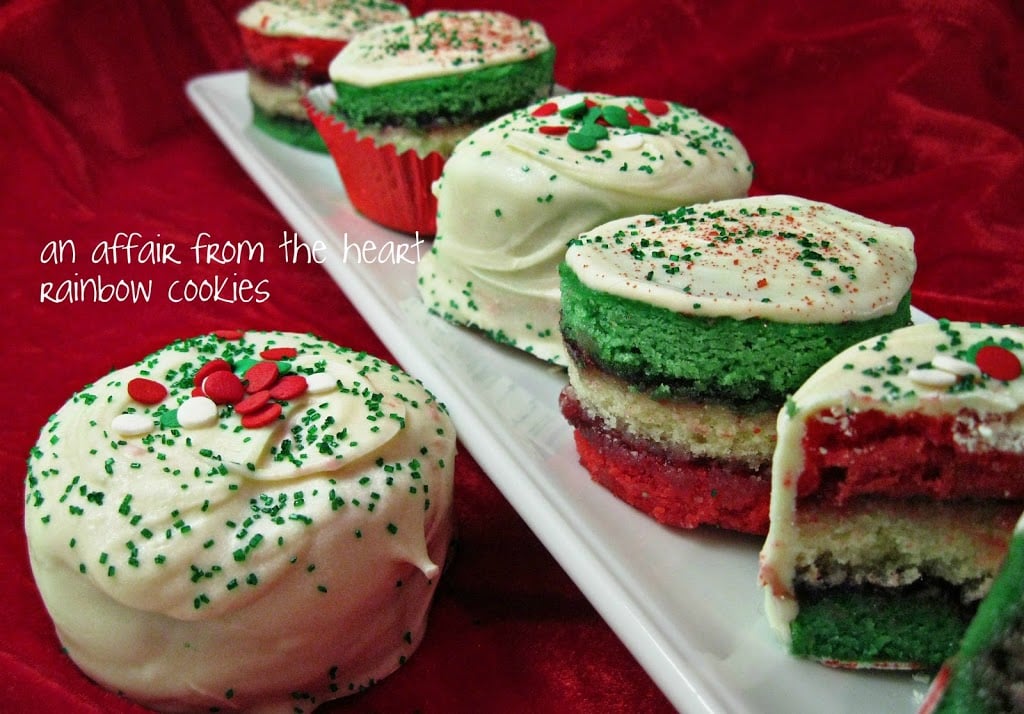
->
(920, 509, 1024, 713)
(307, 10, 554, 235)
(237, 0, 409, 151)
(759, 320, 1024, 669)
(25, 330, 455, 711)
(417, 92, 754, 365)
(558, 195, 916, 534)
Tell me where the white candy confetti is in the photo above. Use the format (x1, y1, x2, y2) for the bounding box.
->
(305, 372, 338, 395)
(609, 133, 645, 151)
(111, 413, 155, 437)
(931, 354, 981, 377)
(908, 368, 958, 389)
(177, 396, 218, 428)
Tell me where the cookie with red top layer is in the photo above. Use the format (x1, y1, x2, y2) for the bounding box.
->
(760, 320, 1024, 670)
(559, 195, 916, 534)
(237, 0, 409, 151)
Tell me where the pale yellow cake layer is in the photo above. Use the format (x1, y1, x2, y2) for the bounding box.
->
(568, 361, 777, 468)
(792, 498, 1017, 601)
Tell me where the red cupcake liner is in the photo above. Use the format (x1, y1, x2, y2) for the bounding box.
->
(304, 85, 444, 237)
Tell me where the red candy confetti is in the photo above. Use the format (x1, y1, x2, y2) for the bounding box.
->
(531, 101, 558, 117)
(127, 377, 167, 405)
(244, 361, 279, 393)
(975, 345, 1022, 381)
(643, 97, 670, 115)
(203, 370, 245, 405)
(241, 402, 282, 429)
(584, 98, 599, 108)
(625, 105, 650, 127)
(539, 125, 570, 135)
(269, 375, 308, 401)
(234, 389, 271, 415)
(260, 347, 298, 360)
(212, 329, 244, 340)
(193, 358, 232, 387)
(191, 386, 205, 397)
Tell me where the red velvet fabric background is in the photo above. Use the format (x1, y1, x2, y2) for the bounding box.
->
(1, 1, 1021, 712)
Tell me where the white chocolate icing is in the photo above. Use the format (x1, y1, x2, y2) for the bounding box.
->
(416, 92, 753, 365)
(25, 331, 455, 712)
(759, 320, 1024, 641)
(566, 195, 916, 322)
(237, 0, 409, 40)
(329, 10, 551, 87)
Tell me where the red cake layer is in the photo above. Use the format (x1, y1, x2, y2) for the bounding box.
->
(799, 410, 1024, 504)
(239, 26, 344, 83)
(560, 390, 771, 535)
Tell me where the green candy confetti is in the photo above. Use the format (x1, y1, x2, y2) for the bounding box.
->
(601, 105, 630, 128)
(567, 132, 598, 151)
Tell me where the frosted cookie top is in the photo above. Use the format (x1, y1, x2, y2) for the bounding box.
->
(417, 91, 753, 365)
(237, 0, 410, 40)
(565, 195, 916, 323)
(783, 320, 1024, 418)
(329, 10, 551, 86)
(25, 330, 454, 619)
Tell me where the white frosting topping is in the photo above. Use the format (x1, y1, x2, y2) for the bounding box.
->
(416, 92, 753, 365)
(25, 331, 455, 711)
(566, 195, 916, 322)
(759, 320, 1024, 638)
(237, 0, 409, 40)
(329, 10, 551, 87)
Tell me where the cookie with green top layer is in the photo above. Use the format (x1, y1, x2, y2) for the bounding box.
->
(305, 10, 554, 235)
(24, 329, 456, 712)
(559, 195, 916, 535)
(236, 0, 410, 152)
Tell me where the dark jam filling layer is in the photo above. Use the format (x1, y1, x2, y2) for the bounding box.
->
(792, 580, 976, 669)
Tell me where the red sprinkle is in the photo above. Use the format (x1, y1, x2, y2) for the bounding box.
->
(269, 375, 308, 401)
(127, 377, 167, 405)
(212, 329, 244, 340)
(260, 347, 298, 361)
(244, 361, 280, 393)
(193, 358, 232, 387)
(241, 402, 282, 429)
(531, 101, 558, 117)
(625, 105, 651, 127)
(643, 97, 670, 115)
(975, 345, 1022, 381)
(539, 125, 570, 135)
(234, 389, 271, 415)
(203, 370, 245, 405)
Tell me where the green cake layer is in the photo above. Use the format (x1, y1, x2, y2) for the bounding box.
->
(936, 527, 1024, 713)
(332, 47, 555, 129)
(559, 264, 913, 408)
(252, 104, 329, 153)
(792, 583, 973, 668)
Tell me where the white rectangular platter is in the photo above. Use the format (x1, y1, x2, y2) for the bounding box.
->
(187, 70, 930, 714)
